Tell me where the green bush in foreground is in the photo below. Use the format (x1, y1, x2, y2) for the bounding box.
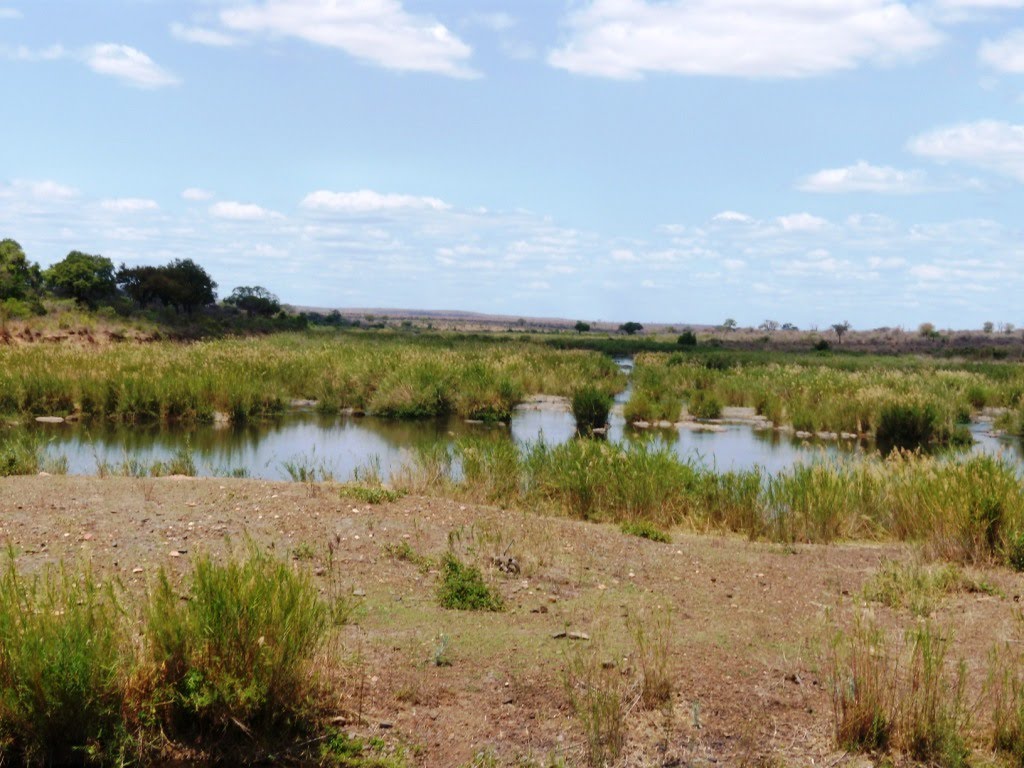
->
(147, 548, 329, 736)
(0, 433, 40, 476)
(0, 560, 132, 766)
(437, 552, 503, 611)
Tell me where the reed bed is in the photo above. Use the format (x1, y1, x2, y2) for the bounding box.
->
(395, 437, 1024, 563)
(625, 351, 1024, 441)
(0, 332, 622, 423)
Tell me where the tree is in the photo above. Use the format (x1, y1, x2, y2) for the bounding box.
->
(677, 329, 697, 347)
(781, 322, 799, 331)
(918, 322, 939, 339)
(0, 239, 41, 301)
(43, 251, 115, 307)
(759, 320, 780, 333)
(116, 258, 217, 314)
(721, 318, 737, 332)
(831, 321, 851, 344)
(983, 321, 994, 334)
(574, 320, 591, 334)
(618, 321, 643, 335)
(225, 285, 280, 317)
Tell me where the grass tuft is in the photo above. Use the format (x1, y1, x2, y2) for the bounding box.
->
(436, 552, 503, 612)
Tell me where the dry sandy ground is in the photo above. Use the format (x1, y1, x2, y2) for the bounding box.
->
(0, 475, 1021, 767)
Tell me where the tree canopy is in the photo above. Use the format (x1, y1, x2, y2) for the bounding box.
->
(0, 239, 41, 301)
(116, 259, 217, 313)
(44, 251, 116, 307)
(224, 286, 281, 317)
(618, 321, 643, 335)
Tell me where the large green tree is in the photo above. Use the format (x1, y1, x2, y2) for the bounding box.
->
(44, 251, 116, 307)
(0, 239, 41, 301)
(116, 258, 217, 314)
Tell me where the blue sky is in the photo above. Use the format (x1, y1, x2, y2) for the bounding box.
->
(1, 0, 1023, 328)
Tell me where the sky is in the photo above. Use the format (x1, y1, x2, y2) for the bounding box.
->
(1, 0, 1023, 329)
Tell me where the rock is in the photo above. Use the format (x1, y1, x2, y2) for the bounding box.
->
(633, 420, 651, 429)
(352, 588, 366, 597)
(567, 631, 590, 641)
(34, 416, 64, 424)
(551, 631, 567, 639)
(795, 430, 812, 439)
(37, 471, 51, 477)
(132, 567, 144, 574)
(840, 432, 857, 440)
(289, 398, 318, 408)
(591, 426, 607, 435)
(815, 431, 839, 441)
(169, 550, 183, 558)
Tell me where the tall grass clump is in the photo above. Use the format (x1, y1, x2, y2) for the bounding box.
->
(571, 386, 613, 435)
(146, 548, 329, 737)
(876, 401, 940, 454)
(828, 613, 896, 752)
(563, 649, 626, 767)
(0, 432, 41, 476)
(902, 623, 970, 767)
(0, 559, 132, 766)
(989, 641, 1024, 765)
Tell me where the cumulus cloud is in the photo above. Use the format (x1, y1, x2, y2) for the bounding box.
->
(777, 213, 829, 232)
(100, 198, 159, 213)
(301, 189, 450, 213)
(0, 43, 66, 61)
(220, 0, 477, 78)
(209, 201, 283, 220)
(799, 160, 928, 193)
(711, 210, 755, 224)
(979, 29, 1024, 73)
(548, 0, 941, 79)
(909, 120, 1024, 181)
(85, 44, 179, 88)
(182, 188, 214, 201)
(170, 22, 241, 47)
(0, 179, 79, 201)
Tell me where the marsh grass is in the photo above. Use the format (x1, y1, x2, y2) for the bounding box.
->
(0, 331, 623, 423)
(627, 608, 674, 709)
(829, 613, 896, 752)
(0, 432, 41, 476)
(571, 386, 613, 434)
(146, 547, 329, 738)
(0, 558, 133, 766)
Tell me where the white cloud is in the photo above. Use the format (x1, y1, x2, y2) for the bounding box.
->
(0, 43, 66, 61)
(0, 179, 79, 201)
(979, 29, 1024, 73)
(777, 213, 829, 232)
(85, 44, 180, 88)
(220, 0, 478, 78)
(711, 210, 754, 224)
(549, 0, 941, 79)
(100, 198, 159, 213)
(909, 120, 1024, 181)
(170, 22, 241, 47)
(210, 201, 283, 220)
(182, 188, 215, 202)
(799, 160, 928, 193)
(301, 189, 450, 213)
(468, 12, 515, 31)
(0, 8, 21, 20)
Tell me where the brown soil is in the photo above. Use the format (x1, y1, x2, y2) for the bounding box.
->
(1, 476, 1020, 766)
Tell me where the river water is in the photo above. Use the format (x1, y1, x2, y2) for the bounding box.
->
(18, 358, 1023, 481)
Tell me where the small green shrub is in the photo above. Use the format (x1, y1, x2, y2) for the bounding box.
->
(0, 559, 132, 766)
(436, 552, 503, 611)
(620, 520, 671, 543)
(687, 390, 722, 420)
(676, 330, 697, 347)
(814, 339, 831, 352)
(1008, 531, 1024, 571)
(903, 623, 969, 767)
(571, 386, 612, 434)
(146, 548, 329, 736)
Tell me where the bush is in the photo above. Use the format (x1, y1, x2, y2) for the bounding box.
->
(0, 560, 132, 765)
(571, 386, 613, 434)
(814, 339, 831, 352)
(876, 402, 939, 453)
(146, 548, 329, 736)
(436, 552, 503, 611)
(0, 433, 40, 476)
(687, 390, 723, 420)
(620, 520, 671, 543)
(676, 330, 697, 347)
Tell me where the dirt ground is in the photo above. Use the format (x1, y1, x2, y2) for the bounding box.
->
(0, 475, 1020, 767)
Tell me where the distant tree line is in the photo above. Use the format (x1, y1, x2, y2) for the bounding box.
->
(0, 237, 287, 323)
